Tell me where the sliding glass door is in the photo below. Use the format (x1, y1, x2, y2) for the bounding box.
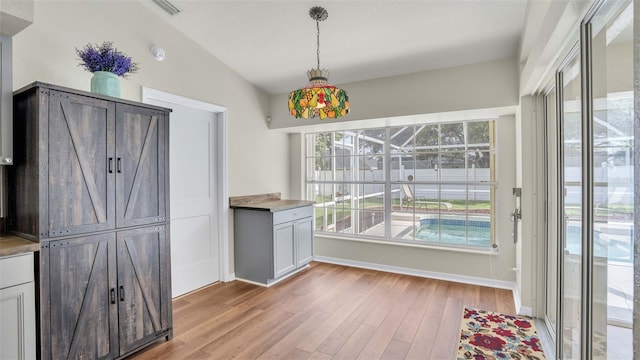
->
(559, 49, 583, 359)
(548, 0, 634, 358)
(544, 86, 558, 343)
(588, 1, 634, 357)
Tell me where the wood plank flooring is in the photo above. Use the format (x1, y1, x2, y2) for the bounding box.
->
(130, 262, 515, 360)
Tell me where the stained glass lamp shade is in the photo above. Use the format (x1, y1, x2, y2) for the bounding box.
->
(289, 69, 349, 119)
(288, 7, 349, 120)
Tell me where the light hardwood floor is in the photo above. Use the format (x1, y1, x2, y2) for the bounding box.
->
(130, 262, 515, 360)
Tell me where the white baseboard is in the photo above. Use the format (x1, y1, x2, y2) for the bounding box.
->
(507, 283, 533, 316)
(314, 255, 516, 291)
(233, 258, 529, 315)
(234, 277, 270, 287)
(234, 265, 310, 288)
(519, 306, 533, 317)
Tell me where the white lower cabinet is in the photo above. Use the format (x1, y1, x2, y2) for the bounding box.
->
(273, 217, 313, 279)
(295, 217, 313, 267)
(274, 222, 297, 278)
(234, 205, 314, 286)
(0, 253, 36, 360)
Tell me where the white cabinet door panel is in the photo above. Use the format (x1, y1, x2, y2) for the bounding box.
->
(274, 223, 296, 278)
(0, 282, 36, 360)
(296, 218, 313, 267)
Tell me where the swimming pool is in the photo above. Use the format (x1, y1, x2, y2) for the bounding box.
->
(415, 217, 633, 261)
(565, 224, 633, 263)
(416, 217, 491, 247)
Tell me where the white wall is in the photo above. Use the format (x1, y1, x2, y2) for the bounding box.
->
(516, 95, 546, 315)
(0, 0, 33, 36)
(269, 57, 519, 129)
(10, 0, 290, 274)
(518, 0, 593, 94)
(277, 58, 520, 293)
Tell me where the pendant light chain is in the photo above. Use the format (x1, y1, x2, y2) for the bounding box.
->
(309, 6, 327, 70)
(316, 20, 321, 70)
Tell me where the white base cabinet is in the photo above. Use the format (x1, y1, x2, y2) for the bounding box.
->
(294, 217, 313, 267)
(0, 253, 36, 360)
(234, 205, 313, 286)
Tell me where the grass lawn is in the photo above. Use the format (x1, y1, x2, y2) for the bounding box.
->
(313, 195, 491, 228)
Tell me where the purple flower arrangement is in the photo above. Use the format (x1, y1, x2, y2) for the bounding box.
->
(76, 41, 139, 77)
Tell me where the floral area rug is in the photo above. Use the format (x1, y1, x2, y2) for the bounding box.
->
(457, 307, 546, 360)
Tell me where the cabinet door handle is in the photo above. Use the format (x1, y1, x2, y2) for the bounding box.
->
(110, 288, 116, 304)
(117, 158, 122, 173)
(119, 286, 125, 301)
(108, 158, 114, 173)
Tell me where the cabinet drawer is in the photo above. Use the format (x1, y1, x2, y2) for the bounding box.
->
(272, 206, 313, 225)
(0, 253, 34, 289)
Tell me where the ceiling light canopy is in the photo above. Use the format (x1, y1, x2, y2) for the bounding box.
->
(288, 6, 349, 120)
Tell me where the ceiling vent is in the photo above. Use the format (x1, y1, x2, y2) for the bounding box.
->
(152, 0, 182, 16)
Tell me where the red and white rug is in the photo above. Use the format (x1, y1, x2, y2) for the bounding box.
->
(457, 307, 546, 360)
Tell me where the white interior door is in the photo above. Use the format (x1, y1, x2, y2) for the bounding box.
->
(144, 95, 220, 297)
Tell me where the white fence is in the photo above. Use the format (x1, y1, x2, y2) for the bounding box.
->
(564, 165, 633, 206)
(312, 165, 633, 206)
(312, 168, 491, 202)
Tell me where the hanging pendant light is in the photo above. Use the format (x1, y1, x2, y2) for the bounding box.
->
(288, 6, 349, 120)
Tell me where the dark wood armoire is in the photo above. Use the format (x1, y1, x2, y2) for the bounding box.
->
(8, 82, 172, 360)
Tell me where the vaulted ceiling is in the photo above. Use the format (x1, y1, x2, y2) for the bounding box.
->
(143, 0, 528, 95)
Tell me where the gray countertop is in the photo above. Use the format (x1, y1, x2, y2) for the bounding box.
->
(230, 199, 315, 212)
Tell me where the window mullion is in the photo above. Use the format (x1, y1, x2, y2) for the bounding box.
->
(353, 134, 360, 235)
(384, 128, 392, 240)
(331, 133, 337, 230)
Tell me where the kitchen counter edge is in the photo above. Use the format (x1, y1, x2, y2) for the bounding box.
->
(230, 200, 315, 212)
(0, 236, 40, 257)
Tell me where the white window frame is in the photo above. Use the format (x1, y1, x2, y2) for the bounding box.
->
(304, 119, 498, 250)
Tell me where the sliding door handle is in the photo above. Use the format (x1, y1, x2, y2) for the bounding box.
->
(108, 158, 114, 173)
(119, 286, 125, 301)
(117, 158, 122, 173)
(110, 288, 116, 304)
(511, 209, 520, 244)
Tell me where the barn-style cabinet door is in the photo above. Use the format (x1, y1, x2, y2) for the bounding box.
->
(43, 233, 118, 360)
(115, 104, 167, 228)
(11, 82, 173, 360)
(47, 90, 116, 237)
(116, 225, 171, 355)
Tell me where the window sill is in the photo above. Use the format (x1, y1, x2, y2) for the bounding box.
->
(314, 231, 500, 256)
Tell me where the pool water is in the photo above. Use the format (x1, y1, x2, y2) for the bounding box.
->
(415, 218, 633, 261)
(416, 218, 491, 247)
(565, 225, 633, 263)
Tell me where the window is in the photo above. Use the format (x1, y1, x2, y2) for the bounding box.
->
(305, 120, 497, 249)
